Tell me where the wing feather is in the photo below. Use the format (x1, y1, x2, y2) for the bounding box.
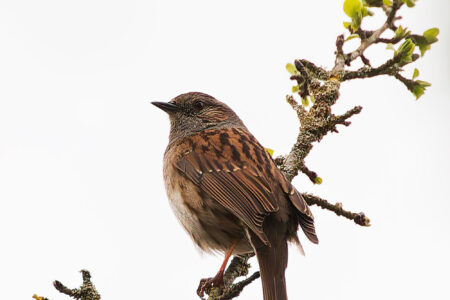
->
(174, 128, 317, 246)
(176, 151, 278, 245)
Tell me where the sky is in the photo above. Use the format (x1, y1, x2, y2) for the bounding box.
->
(0, 0, 449, 299)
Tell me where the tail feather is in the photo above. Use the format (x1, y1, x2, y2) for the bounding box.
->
(256, 242, 288, 300)
(291, 234, 305, 256)
(248, 223, 289, 300)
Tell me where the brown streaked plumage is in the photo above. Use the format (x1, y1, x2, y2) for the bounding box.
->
(153, 92, 318, 300)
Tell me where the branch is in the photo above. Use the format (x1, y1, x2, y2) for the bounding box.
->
(35, 270, 101, 300)
(302, 193, 371, 226)
(333, 0, 402, 74)
(341, 49, 419, 82)
(348, 1, 401, 62)
(298, 59, 329, 81)
(207, 254, 260, 300)
(206, 2, 438, 296)
(279, 94, 362, 183)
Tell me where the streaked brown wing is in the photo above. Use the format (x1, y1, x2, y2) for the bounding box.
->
(278, 178, 317, 243)
(175, 150, 278, 245)
(289, 186, 318, 243)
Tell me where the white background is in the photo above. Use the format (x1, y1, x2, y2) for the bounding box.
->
(0, 1, 449, 299)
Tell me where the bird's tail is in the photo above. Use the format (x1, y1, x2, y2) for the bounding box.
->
(249, 222, 289, 300)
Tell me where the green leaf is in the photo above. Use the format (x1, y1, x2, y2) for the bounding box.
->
(286, 63, 297, 75)
(265, 148, 274, 157)
(343, 0, 363, 30)
(410, 35, 431, 56)
(395, 25, 410, 39)
(292, 85, 300, 93)
(382, 0, 392, 5)
(402, 0, 416, 7)
(410, 30, 439, 57)
(412, 68, 419, 79)
(416, 80, 431, 87)
(314, 177, 323, 184)
(423, 28, 439, 44)
(419, 44, 430, 56)
(301, 97, 309, 107)
(352, 14, 362, 31)
(395, 39, 415, 63)
(361, 6, 373, 17)
(345, 34, 360, 41)
(343, 21, 352, 29)
(344, 0, 363, 17)
(412, 80, 431, 100)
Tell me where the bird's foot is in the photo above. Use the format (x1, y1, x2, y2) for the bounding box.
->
(196, 270, 224, 299)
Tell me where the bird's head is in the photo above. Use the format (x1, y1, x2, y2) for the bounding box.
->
(152, 92, 245, 142)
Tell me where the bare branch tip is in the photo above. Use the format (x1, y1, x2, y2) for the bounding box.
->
(354, 212, 371, 227)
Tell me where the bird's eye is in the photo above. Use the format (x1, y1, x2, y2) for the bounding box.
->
(194, 100, 204, 110)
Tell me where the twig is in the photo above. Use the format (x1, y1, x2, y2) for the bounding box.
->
(53, 270, 101, 300)
(341, 53, 419, 82)
(346, 0, 401, 64)
(280, 98, 362, 183)
(333, 0, 402, 74)
(217, 272, 261, 300)
(302, 193, 371, 226)
(333, 34, 347, 72)
(298, 59, 329, 81)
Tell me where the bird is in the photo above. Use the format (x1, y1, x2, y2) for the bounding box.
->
(152, 92, 318, 300)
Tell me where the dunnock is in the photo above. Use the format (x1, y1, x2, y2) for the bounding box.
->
(153, 92, 318, 300)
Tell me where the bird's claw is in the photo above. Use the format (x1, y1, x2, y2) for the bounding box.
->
(196, 272, 224, 299)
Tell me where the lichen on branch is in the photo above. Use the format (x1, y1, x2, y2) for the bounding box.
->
(35, 270, 101, 300)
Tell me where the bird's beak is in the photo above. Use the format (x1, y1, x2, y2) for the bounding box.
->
(151, 101, 179, 113)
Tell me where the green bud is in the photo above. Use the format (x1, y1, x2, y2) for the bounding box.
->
(394, 25, 410, 39)
(410, 28, 439, 57)
(286, 63, 298, 75)
(402, 0, 416, 7)
(412, 80, 431, 100)
(343, 0, 363, 30)
(344, 0, 362, 17)
(395, 39, 415, 63)
(345, 34, 360, 41)
(423, 28, 439, 44)
(264, 148, 274, 157)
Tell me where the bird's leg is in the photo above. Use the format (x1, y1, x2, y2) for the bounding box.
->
(197, 241, 237, 299)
